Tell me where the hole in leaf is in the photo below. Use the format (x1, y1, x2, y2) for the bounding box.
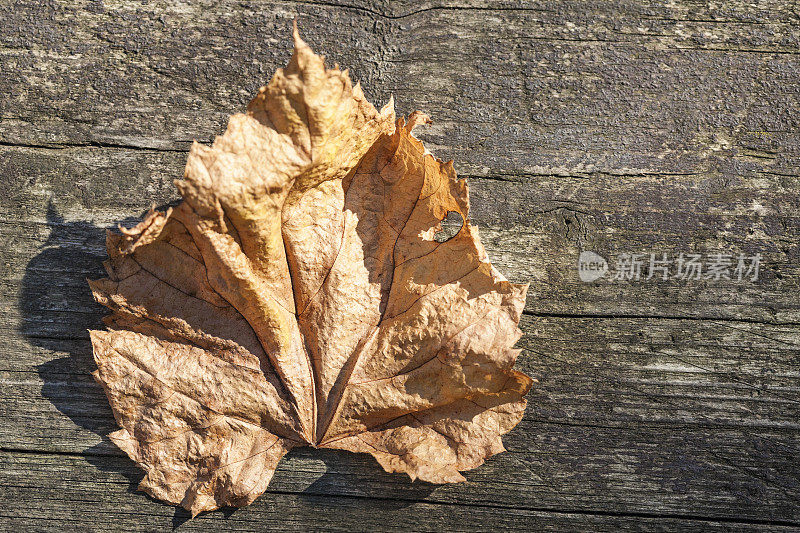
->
(434, 211, 464, 243)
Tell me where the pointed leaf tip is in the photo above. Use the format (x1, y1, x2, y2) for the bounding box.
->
(292, 19, 307, 51)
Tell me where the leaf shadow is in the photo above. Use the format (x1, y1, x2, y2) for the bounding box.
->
(292, 447, 437, 509)
(23, 203, 122, 441)
(20, 202, 196, 526)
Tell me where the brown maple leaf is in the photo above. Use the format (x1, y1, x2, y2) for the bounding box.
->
(88, 24, 533, 516)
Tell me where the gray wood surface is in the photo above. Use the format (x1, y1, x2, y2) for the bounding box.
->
(1, 1, 799, 531)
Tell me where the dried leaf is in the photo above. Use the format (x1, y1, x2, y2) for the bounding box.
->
(89, 24, 533, 515)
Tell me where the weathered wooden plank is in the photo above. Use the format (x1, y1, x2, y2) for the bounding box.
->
(3, 391, 800, 523)
(4, 313, 800, 443)
(4, 457, 793, 533)
(1, 145, 798, 322)
(0, 425, 800, 529)
(0, 0, 798, 177)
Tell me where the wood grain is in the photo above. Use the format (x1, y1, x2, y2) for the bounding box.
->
(1, 0, 798, 530)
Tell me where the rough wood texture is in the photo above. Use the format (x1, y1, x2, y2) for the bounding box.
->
(1, 0, 799, 531)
